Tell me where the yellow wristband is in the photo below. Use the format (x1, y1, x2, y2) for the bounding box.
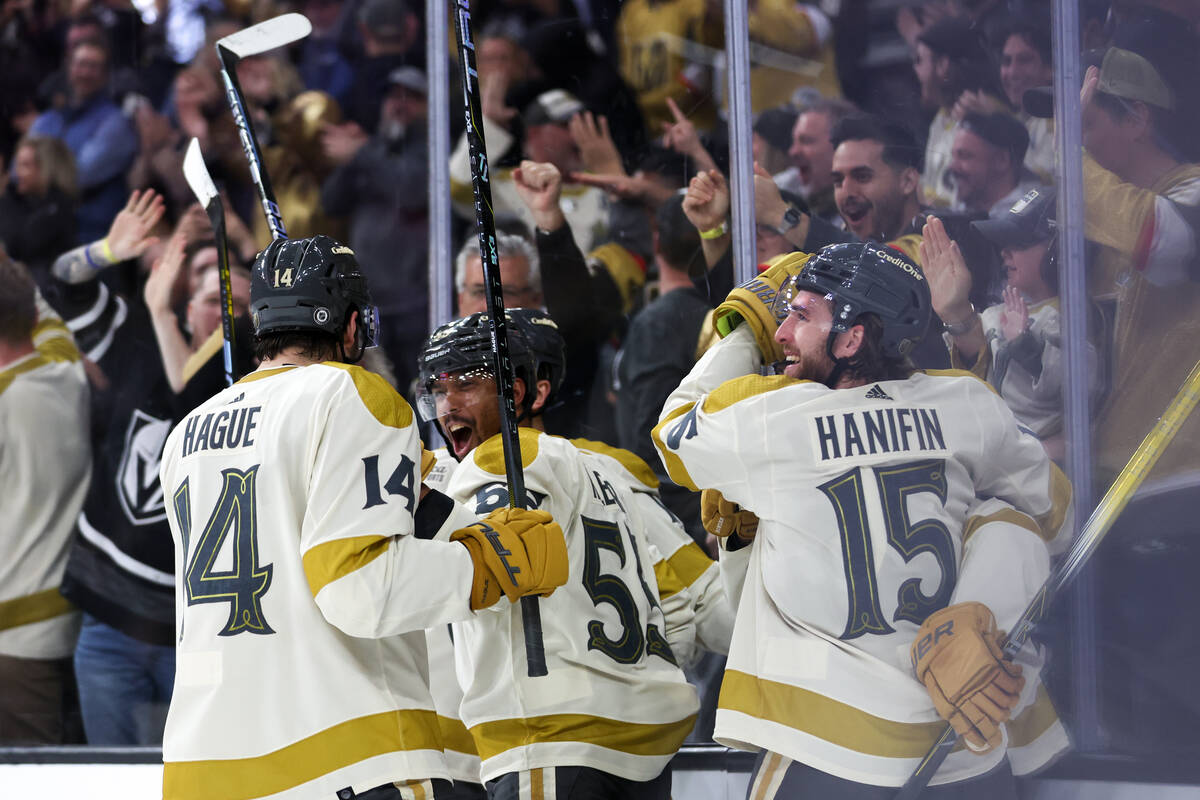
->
(100, 238, 116, 263)
(698, 221, 728, 240)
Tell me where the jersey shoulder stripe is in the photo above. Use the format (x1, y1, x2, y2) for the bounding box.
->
(570, 438, 659, 490)
(664, 542, 713, 590)
(472, 427, 542, 475)
(919, 368, 1000, 395)
(701, 373, 804, 414)
(322, 362, 414, 428)
(652, 402, 699, 491)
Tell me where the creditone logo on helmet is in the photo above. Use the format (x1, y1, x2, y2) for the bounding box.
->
(332, 245, 355, 256)
(875, 246, 925, 281)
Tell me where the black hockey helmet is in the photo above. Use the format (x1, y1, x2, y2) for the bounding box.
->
(417, 308, 565, 418)
(250, 235, 378, 345)
(775, 241, 932, 357)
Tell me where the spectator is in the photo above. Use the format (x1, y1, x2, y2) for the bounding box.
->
(297, 0, 355, 107)
(948, 111, 1039, 217)
(1071, 50, 1200, 483)
(454, 232, 543, 318)
(30, 35, 138, 243)
(343, 0, 424, 134)
(914, 15, 1009, 208)
(776, 98, 857, 225)
(450, 88, 611, 255)
(616, 193, 707, 542)
(143, 231, 251, 394)
(321, 66, 430, 391)
(0, 257, 89, 745)
(922, 189, 1099, 462)
(0, 135, 78, 289)
(1000, 19, 1055, 184)
(751, 107, 797, 178)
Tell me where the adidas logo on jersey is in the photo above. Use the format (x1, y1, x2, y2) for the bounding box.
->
(865, 384, 893, 401)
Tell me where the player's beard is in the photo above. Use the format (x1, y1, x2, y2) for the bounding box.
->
(782, 342, 837, 384)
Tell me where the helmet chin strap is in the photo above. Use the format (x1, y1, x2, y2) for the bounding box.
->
(824, 329, 849, 388)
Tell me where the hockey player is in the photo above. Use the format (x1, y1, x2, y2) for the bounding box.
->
(653, 242, 1072, 797)
(157, 235, 568, 800)
(416, 308, 700, 799)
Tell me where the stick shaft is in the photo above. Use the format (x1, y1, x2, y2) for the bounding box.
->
(896, 357, 1200, 799)
(451, 0, 546, 676)
(204, 197, 237, 386)
(217, 47, 287, 240)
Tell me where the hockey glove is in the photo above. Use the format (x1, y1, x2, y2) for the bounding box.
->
(911, 602, 1025, 753)
(452, 508, 568, 610)
(713, 251, 811, 364)
(701, 489, 759, 541)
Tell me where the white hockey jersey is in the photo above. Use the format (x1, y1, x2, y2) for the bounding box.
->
(652, 326, 1072, 787)
(445, 428, 700, 783)
(159, 363, 481, 800)
(570, 438, 734, 661)
(0, 298, 88, 659)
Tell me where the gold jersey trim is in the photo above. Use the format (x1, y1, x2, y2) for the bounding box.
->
(162, 708, 443, 800)
(235, 366, 298, 384)
(570, 438, 659, 489)
(470, 711, 697, 762)
(302, 535, 391, 598)
(0, 587, 75, 632)
(718, 669, 952, 758)
(1036, 465, 1072, 542)
(0, 353, 49, 397)
(653, 560, 685, 600)
(920, 368, 1000, 395)
(1007, 684, 1060, 748)
(437, 714, 478, 756)
(665, 542, 713, 590)
(652, 403, 699, 491)
(962, 508, 1041, 545)
(473, 427, 541, 474)
(325, 363, 414, 429)
(701, 374, 798, 414)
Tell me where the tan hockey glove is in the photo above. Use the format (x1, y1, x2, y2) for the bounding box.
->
(700, 489, 759, 541)
(451, 508, 568, 610)
(911, 602, 1025, 753)
(713, 251, 811, 364)
(420, 447, 437, 480)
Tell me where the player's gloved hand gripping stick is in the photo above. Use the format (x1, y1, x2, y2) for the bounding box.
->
(451, 0, 549, 676)
(898, 356, 1200, 799)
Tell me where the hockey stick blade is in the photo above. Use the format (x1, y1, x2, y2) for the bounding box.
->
(216, 12, 311, 59)
(181, 137, 238, 387)
(182, 137, 218, 208)
(896, 356, 1200, 799)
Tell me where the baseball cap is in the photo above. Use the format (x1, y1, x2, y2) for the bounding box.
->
(522, 89, 584, 127)
(1096, 46, 1174, 110)
(958, 111, 1030, 166)
(754, 107, 799, 153)
(972, 187, 1057, 248)
(386, 66, 427, 95)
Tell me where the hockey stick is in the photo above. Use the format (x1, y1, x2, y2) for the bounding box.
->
(216, 12, 312, 240)
(182, 138, 237, 386)
(451, 0, 547, 677)
(896, 356, 1200, 799)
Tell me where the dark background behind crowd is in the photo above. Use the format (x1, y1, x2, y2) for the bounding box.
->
(2, 0, 1200, 781)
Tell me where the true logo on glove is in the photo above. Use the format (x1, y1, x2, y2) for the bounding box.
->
(913, 619, 954, 662)
(481, 522, 522, 586)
